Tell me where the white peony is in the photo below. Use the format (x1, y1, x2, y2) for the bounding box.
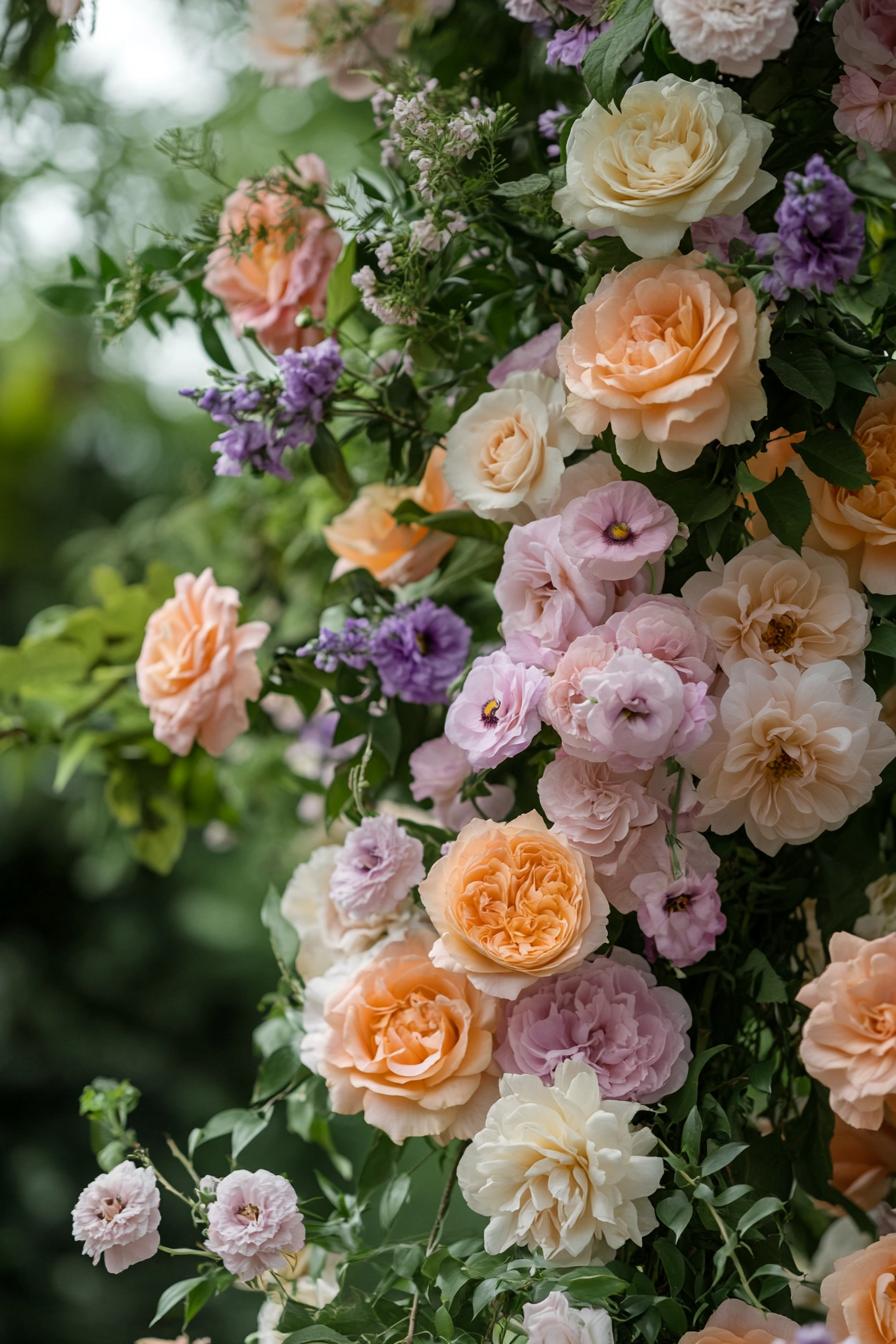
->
(522, 1290, 614, 1344)
(654, 0, 799, 80)
(457, 1061, 664, 1265)
(553, 76, 773, 259)
(443, 372, 590, 523)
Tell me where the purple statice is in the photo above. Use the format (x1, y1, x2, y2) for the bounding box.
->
(181, 339, 343, 479)
(538, 103, 570, 160)
(759, 156, 865, 301)
(297, 617, 372, 673)
(546, 20, 606, 68)
(369, 599, 471, 704)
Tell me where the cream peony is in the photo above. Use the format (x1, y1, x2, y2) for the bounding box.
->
(457, 1060, 663, 1264)
(653, 0, 798, 80)
(688, 659, 896, 856)
(681, 538, 870, 674)
(553, 77, 773, 259)
(557, 252, 770, 473)
(443, 373, 590, 523)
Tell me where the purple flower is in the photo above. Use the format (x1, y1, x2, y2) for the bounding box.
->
(487, 324, 561, 388)
(278, 338, 344, 425)
(71, 1161, 160, 1275)
(546, 21, 604, 68)
(329, 814, 425, 921)
(537, 103, 570, 159)
(691, 212, 759, 262)
(369, 599, 471, 703)
(204, 1168, 305, 1281)
(445, 649, 548, 771)
(634, 866, 726, 967)
(297, 617, 372, 673)
(760, 156, 865, 301)
(496, 951, 693, 1102)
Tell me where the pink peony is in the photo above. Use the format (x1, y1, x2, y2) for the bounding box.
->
(538, 753, 660, 865)
(495, 949, 692, 1102)
(601, 595, 718, 686)
(495, 516, 616, 673)
(635, 862, 726, 968)
(204, 155, 340, 355)
(329, 815, 424, 921)
(71, 1161, 161, 1275)
(445, 649, 548, 771)
(205, 1169, 305, 1281)
(559, 481, 679, 581)
(408, 736, 514, 830)
(834, 69, 896, 150)
(488, 325, 562, 388)
(654, 0, 798, 78)
(136, 569, 269, 758)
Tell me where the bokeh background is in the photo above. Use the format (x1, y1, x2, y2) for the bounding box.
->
(0, 2, 376, 1338)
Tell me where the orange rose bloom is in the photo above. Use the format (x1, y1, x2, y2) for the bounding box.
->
(323, 447, 457, 586)
(315, 930, 501, 1144)
(830, 1114, 896, 1212)
(418, 810, 609, 999)
(821, 1233, 896, 1343)
(679, 1300, 798, 1344)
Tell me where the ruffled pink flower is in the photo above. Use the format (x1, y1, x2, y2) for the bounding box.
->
(409, 736, 514, 830)
(71, 1161, 160, 1275)
(601, 595, 717, 686)
(602, 824, 710, 914)
(495, 949, 692, 1102)
(579, 649, 714, 772)
(834, 69, 896, 150)
(488, 325, 561, 388)
(496, 516, 616, 673)
(445, 650, 548, 771)
(538, 753, 659, 864)
(834, 0, 896, 82)
(329, 815, 424, 921)
(690, 213, 758, 262)
(634, 852, 726, 968)
(654, 0, 798, 78)
(205, 1169, 305, 1281)
(559, 481, 679, 581)
(136, 569, 269, 758)
(542, 632, 617, 761)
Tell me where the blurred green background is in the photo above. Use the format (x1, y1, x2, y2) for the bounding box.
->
(0, 2, 377, 1339)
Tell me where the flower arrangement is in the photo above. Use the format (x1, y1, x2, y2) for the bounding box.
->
(14, 0, 896, 1339)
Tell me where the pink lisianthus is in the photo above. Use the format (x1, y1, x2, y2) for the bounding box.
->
(537, 753, 659, 865)
(601, 596, 718, 686)
(495, 949, 693, 1103)
(634, 837, 725, 967)
(834, 69, 896, 150)
(71, 1161, 161, 1275)
(205, 1170, 305, 1281)
(495, 516, 616, 673)
(409, 736, 514, 830)
(488, 324, 562, 388)
(329, 815, 424, 921)
(445, 650, 548, 771)
(559, 481, 679, 581)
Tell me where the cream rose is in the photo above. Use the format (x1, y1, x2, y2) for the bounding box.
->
(443, 373, 590, 522)
(553, 77, 773, 259)
(557, 252, 770, 473)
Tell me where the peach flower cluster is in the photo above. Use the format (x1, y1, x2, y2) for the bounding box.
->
(204, 154, 340, 355)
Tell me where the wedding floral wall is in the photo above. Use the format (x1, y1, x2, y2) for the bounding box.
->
(6, 0, 896, 1341)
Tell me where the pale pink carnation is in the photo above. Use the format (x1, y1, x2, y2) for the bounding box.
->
(496, 949, 692, 1102)
(205, 1169, 305, 1281)
(538, 753, 659, 865)
(72, 1161, 160, 1275)
(833, 0, 896, 82)
(488, 324, 561, 388)
(559, 481, 679, 581)
(445, 649, 548, 770)
(601, 595, 718, 686)
(579, 649, 714, 772)
(635, 865, 726, 968)
(496, 516, 616, 672)
(329, 815, 424, 921)
(522, 1292, 614, 1344)
(834, 69, 896, 150)
(136, 568, 269, 758)
(653, 0, 798, 78)
(409, 736, 514, 830)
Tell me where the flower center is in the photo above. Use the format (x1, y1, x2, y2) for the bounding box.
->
(766, 746, 803, 781)
(762, 613, 798, 654)
(415, 630, 430, 655)
(239, 1203, 261, 1221)
(664, 892, 692, 913)
(863, 1002, 896, 1039)
(98, 1196, 124, 1222)
(481, 697, 501, 725)
(605, 521, 632, 543)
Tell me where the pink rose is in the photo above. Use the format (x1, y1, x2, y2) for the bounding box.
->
(579, 649, 713, 772)
(204, 154, 341, 354)
(542, 631, 617, 761)
(635, 862, 726, 968)
(72, 1161, 160, 1275)
(601, 595, 718, 686)
(538, 752, 659, 865)
(445, 650, 548, 771)
(205, 1169, 305, 1281)
(136, 569, 269, 758)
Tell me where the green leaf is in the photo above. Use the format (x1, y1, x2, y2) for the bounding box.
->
(53, 731, 97, 792)
(795, 427, 872, 488)
(682, 1106, 703, 1163)
(493, 173, 551, 199)
(150, 1278, 206, 1328)
(582, 0, 653, 107)
(261, 884, 299, 973)
(326, 239, 358, 328)
(198, 319, 235, 372)
(830, 354, 880, 396)
(232, 1108, 270, 1159)
(767, 343, 834, 408)
(379, 1171, 412, 1229)
(183, 1276, 219, 1326)
(870, 621, 896, 657)
(656, 1189, 692, 1242)
(252, 1043, 305, 1104)
(132, 794, 186, 875)
(653, 1240, 687, 1296)
(737, 1195, 784, 1235)
(755, 470, 811, 552)
(38, 282, 98, 314)
(391, 501, 507, 545)
(358, 1130, 399, 1204)
(665, 1044, 729, 1121)
(736, 461, 769, 495)
(282, 1329, 352, 1344)
(744, 949, 788, 1004)
(310, 425, 355, 502)
(701, 1142, 749, 1176)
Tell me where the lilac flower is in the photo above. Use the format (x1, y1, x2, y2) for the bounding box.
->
(538, 103, 570, 160)
(634, 867, 726, 967)
(297, 618, 372, 673)
(546, 22, 605, 68)
(445, 649, 548, 771)
(369, 599, 471, 703)
(759, 156, 865, 301)
(71, 1161, 160, 1275)
(204, 1169, 305, 1281)
(329, 814, 425, 921)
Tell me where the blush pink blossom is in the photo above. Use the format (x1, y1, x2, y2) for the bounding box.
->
(205, 1169, 305, 1281)
(522, 1291, 614, 1344)
(559, 481, 679, 581)
(488, 325, 562, 388)
(833, 0, 896, 82)
(136, 569, 269, 758)
(579, 649, 714, 772)
(601, 824, 712, 914)
(653, 0, 798, 78)
(834, 69, 896, 150)
(634, 859, 726, 968)
(690, 213, 758, 262)
(601, 595, 718, 686)
(445, 650, 548, 771)
(543, 632, 617, 761)
(71, 1161, 160, 1275)
(329, 815, 425, 921)
(495, 516, 616, 672)
(537, 753, 659, 865)
(495, 949, 692, 1103)
(409, 736, 514, 830)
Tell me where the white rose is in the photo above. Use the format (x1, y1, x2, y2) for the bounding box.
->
(444, 372, 589, 523)
(553, 75, 774, 259)
(457, 1061, 664, 1264)
(523, 1291, 614, 1344)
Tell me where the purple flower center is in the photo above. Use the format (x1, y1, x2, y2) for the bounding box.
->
(481, 697, 501, 725)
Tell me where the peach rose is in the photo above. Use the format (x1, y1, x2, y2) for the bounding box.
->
(323, 447, 457, 586)
(802, 377, 896, 594)
(310, 929, 501, 1143)
(830, 1114, 896, 1212)
(679, 1300, 798, 1344)
(743, 427, 805, 539)
(418, 810, 610, 999)
(821, 1232, 896, 1343)
(136, 569, 269, 758)
(557, 252, 770, 473)
(204, 154, 341, 355)
(798, 931, 896, 1130)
